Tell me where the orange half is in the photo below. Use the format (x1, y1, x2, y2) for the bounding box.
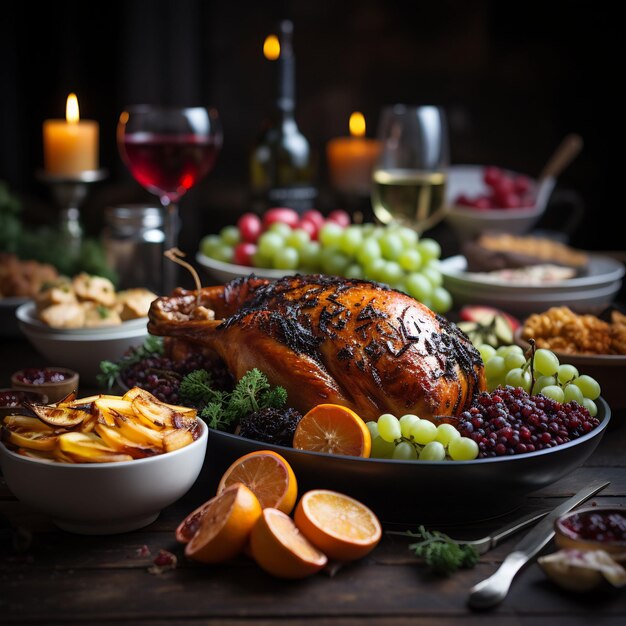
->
(217, 450, 298, 515)
(292, 404, 371, 457)
(184, 483, 262, 564)
(250, 507, 328, 579)
(294, 489, 382, 562)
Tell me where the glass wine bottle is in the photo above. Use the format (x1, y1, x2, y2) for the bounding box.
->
(249, 19, 317, 214)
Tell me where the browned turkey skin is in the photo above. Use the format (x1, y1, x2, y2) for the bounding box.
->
(148, 274, 486, 423)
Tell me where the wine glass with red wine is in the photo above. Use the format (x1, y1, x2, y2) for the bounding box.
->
(117, 105, 222, 293)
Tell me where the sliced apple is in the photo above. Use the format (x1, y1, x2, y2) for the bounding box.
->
(113, 413, 165, 448)
(3, 415, 56, 433)
(163, 428, 194, 452)
(26, 403, 90, 428)
(94, 396, 136, 426)
(5, 428, 58, 451)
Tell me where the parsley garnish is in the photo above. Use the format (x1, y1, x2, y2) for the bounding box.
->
(179, 368, 287, 431)
(391, 526, 479, 576)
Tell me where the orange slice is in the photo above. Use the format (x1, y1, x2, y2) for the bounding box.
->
(184, 483, 262, 564)
(292, 404, 371, 457)
(294, 489, 382, 562)
(217, 450, 298, 515)
(249, 507, 328, 579)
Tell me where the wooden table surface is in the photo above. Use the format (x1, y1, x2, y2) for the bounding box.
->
(1, 335, 625, 626)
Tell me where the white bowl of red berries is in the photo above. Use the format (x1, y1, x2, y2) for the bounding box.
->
(445, 165, 556, 241)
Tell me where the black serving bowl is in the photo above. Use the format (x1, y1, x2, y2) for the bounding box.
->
(205, 397, 611, 526)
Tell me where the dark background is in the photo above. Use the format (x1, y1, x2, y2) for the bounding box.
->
(0, 0, 622, 258)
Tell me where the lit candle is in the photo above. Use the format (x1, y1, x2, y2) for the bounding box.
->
(43, 93, 99, 176)
(326, 112, 380, 195)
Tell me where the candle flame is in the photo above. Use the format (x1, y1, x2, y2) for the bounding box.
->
(263, 34, 280, 60)
(349, 112, 366, 138)
(66, 93, 80, 124)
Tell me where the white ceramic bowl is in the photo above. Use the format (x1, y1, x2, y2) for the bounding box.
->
(196, 251, 291, 284)
(444, 165, 556, 241)
(0, 419, 208, 534)
(16, 303, 149, 385)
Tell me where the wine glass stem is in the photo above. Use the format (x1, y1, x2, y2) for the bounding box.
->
(162, 201, 179, 295)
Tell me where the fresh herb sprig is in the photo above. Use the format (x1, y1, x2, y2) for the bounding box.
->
(97, 335, 165, 389)
(179, 368, 287, 431)
(392, 526, 479, 576)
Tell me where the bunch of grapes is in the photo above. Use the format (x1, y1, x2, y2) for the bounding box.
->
(200, 207, 452, 313)
(478, 343, 601, 417)
(365, 413, 479, 461)
(456, 386, 600, 458)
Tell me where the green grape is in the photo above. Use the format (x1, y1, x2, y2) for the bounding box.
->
(540, 384, 565, 403)
(573, 374, 601, 400)
(356, 238, 382, 266)
(371, 436, 397, 459)
(399, 414, 420, 438)
(557, 364, 579, 385)
(419, 441, 446, 461)
(409, 419, 437, 445)
(363, 258, 387, 282)
(285, 228, 310, 250)
(563, 383, 584, 404)
(532, 375, 557, 395)
(365, 421, 379, 440)
(434, 423, 460, 446)
(268, 222, 292, 238)
(299, 241, 321, 270)
(495, 344, 516, 357)
(417, 238, 441, 262)
(318, 222, 344, 248)
(273, 247, 299, 270)
(396, 226, 418, 247)
(421, 266, 443, 288)
(581, 398, 598, 417)
(533, 348, 560, 377)
(431, 287, 452, 313)
(448, 436, 479, 461)
(258, 231, 284, 258)
(377, 413, 401, 442)
(200, 234, 222, 257)
(485, 355, 506, 380)
(393, 441, 418, 460)
(379, 232, 403, 260)
(487, 376, 505, 393)
(505, 367, 532, 392)
(212, 244, 234, 263)
(321, 251, 351, 276)
(405, 272, 432, 302)
(344, 263, 364, 279)
(478, 344, 497, 363)
(220, 225, 240, 246)
(398, 248, 422, 272)
(339, 226, 363, 255)
(380, 261, 404, 285)
(504, 352, 527, 371)
(252, 250, 273, 268)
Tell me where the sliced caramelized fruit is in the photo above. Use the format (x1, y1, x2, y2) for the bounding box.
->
(94, 424, 161, 459)
(163, 428, 194, 452)
(25, 403, 90, 428)
(57, 431, 134, 463)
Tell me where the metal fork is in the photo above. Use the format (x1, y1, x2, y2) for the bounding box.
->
(387, 510, 548, 554)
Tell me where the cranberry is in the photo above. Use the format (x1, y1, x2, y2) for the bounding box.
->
(483, 166, 503, 187)
(561, 510, 626, 543)
(513, 175, 532, 194)
(14, 368, 70, 385)
(474, 196, 494, 210)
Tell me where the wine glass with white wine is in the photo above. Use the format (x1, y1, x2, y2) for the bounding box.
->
(371, 104, 449, 234)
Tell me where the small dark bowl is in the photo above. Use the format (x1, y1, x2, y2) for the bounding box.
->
(204, 398, 611, 526)
(10, 367, 79, 404)
(0, 388, 49, 417)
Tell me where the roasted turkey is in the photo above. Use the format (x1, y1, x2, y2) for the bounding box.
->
(148, 274, 486, 422)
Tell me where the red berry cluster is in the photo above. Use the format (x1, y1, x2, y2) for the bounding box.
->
(454, 166, 535, 210)
(233, 207, 351, 266)
(456, 386, 599, 458)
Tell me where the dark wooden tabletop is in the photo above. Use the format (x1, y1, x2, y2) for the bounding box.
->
(1, 334, 625, 626)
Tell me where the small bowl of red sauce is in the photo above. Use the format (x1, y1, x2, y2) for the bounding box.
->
(10, 367, 79, 404)
(0, 388, 49, 417)
(555, 506, 626, 563)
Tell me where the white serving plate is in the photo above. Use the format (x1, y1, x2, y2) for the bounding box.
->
(195, 251, 293, 283)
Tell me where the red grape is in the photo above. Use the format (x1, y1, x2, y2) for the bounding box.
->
(298, 217, 319, 240)
(513, 175, 531, 195)
(300, 209, 325, 229)
(237, 212, 262, 243)
(483, 166, 503, 187)
(326, 209, 351, 227)
(233, 242, 257, 266)
(262, 207, 300, 229)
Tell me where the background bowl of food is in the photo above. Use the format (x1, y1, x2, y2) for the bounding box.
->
(15, 273, 156, 385)
(444, 164, 556, 242)
(0, 389, 208, 534)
